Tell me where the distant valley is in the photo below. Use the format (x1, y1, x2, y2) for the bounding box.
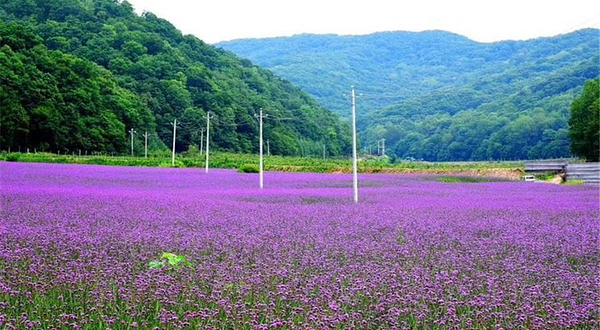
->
(217, 29, 599, 161)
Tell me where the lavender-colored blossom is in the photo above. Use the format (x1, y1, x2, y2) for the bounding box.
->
(0, 162, 598, 329)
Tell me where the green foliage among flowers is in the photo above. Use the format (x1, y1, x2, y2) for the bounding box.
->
(149, 253, 192, 269)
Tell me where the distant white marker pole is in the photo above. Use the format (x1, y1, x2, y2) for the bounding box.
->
(205, 112, 211, 173)
(171, 119, 177, 166)
(351, 86, 359, 203)
(259, 108, 264, 189)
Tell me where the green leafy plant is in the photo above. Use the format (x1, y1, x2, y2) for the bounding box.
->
(149, 252, 192, 269)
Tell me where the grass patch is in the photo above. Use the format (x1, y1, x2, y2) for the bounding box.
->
(435, 176, 502, 183)
(564, 180, 585, 185)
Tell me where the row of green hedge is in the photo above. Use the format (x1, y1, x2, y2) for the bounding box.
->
(0, 152, 523, 173)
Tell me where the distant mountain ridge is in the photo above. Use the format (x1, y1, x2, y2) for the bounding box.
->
(217, 29, 599, 161)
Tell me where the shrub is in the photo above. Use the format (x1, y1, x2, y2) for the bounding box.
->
(159, 160, 185, 168)
(238, 164, 259, 173)
(5, 153, 20, 162)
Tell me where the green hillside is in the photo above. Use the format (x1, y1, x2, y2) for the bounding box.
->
(0, 0, 351, 156)
(217, 30, 599, 161)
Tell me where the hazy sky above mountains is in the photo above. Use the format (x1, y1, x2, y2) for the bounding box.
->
(126, 0, 600, 43)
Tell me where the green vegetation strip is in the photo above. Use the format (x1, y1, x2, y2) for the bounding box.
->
(434, 176, 507, 183)
(1, 152, 523, 175)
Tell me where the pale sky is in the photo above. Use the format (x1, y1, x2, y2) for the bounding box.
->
(125, 0, 600, 43)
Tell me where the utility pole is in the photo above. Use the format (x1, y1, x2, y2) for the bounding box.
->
(266, 139, 270, 157)
(259, 108, 264, 188)
(254, 108, 270, 188)
(143, 132, 149, 158)
(205, 112, 211, 173)
(129, 128, 136, 156)
(351, 86, 359, 203)
(323, 144, 326, 160)
(199, 128, 205, 155)
(171, 119, 177, 166)
(377, 139, 386, 156)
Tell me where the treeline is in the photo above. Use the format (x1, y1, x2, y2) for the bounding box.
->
(218, 30, 599, 161)
(0, 0, 351, 156)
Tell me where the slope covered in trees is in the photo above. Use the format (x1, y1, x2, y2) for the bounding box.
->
(217, 30, 599, 161)
(0, 0, 351, 156)
(569, 78, 599, 161)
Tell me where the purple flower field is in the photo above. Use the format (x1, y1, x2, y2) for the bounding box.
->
(1, 162, 598, 329)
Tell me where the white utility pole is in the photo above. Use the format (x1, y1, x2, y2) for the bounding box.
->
(266, 139, 270, 157)
(171, 119, 177, 166)
(205, 112, 211, 173)
(323, 144, 326, 160)
(199, 128, 205, 155)
(381, 138, 385, 157)
(259, 108, 264, 189)
(351, 86, 359, 203)
(143, 132, 149, 158)
(129, 128, 136, 156)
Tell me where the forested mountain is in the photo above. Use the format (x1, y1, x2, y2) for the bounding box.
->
(0, 0, 351, 156)
(217, 30, 599, 161)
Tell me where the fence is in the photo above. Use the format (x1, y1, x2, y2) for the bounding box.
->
(566, 163, 600, 184)
(524, 161, 599, 184)
(524, 161, 568, 173)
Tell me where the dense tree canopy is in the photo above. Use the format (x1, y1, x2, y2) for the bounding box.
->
(218, 30, 599, 161)
(569, 78, 599, 161)
(0, 0, 351, 156)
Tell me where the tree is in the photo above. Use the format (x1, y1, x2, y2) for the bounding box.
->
(569, 79, 599, 161)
